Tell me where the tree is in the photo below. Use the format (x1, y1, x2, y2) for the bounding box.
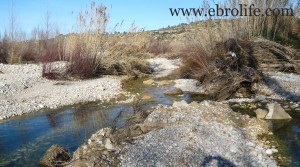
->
(8, 0, 18, 63)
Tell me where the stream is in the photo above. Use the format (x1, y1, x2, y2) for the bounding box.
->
(0, 78, 204, 166)
(0, 78, 299, 166)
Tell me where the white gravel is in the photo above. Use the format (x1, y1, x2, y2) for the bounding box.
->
(256, 72, 300, 102)
(174, 79, 205, 93)
(0, 63, 125, 120)
(147, 58, 181, 77)
(120, 101, 277, 167)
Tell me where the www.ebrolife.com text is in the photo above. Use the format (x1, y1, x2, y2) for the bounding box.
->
(170, 4, 294, 17)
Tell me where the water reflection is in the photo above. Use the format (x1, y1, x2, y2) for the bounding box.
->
(230, 101, 300, 166)
(273, 111, 300, 167)
(0, 103, 133, 167)
(0, 78, 207, 166)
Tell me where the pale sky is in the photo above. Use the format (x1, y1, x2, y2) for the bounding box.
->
(0, 0, 205, 37)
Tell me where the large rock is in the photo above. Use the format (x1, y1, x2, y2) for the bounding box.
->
(254, 108, 268, 119)
(43, 61, 70, 76)
(174, 79, 204, 93)
(164, 88, 183, 95)
(39, 144, 71, 167)
(265, 103, 292, 120)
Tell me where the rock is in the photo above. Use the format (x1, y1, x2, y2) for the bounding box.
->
(173, 100, 188, 107)
(104, 138, 114, 150)
(143, 79, 155, 85)
(255, 95, 267, 102)
(265, 103, 292, 120)
(44, 61, 70, 76)
(142, 95, 152, 100)
(254, 109, 268, 119)
(230, 145, 238, 153)
(271, 148, 278, 153)
(266, 149, 273, 155)
(190, 101, 199, 106)
(164, 88, 183, 95)
(157, 80, 172, 86)
(39, 144, 70, 167)
(174, 79, 204, 93)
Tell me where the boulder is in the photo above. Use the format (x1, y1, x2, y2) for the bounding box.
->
(164, 88, 183, 95)
(43, 61, 70, 76)
(174, 79, 204, 93)
(265, 103, 292, 120)
(254, 109, 268, 119)
(143, 79, 155, 85)
(39, 144, 71, 167)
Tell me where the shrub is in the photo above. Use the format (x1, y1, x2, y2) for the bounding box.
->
(68, 46, 96, 78)
(147, 39, 173, 55)
(0, 42, 8, 63)
(179, 42, 212, 80)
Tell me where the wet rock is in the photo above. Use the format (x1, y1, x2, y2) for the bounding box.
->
(157, 80, 172, 86)
(254, 108, 268, 119)
(265, 103, 292, 120)
(164, 88, 183, 95)
(142, 95, 152, 100)
(143, 79, 155, 85)
(174, 79, 204, 93)
(39, 144, 70, 167)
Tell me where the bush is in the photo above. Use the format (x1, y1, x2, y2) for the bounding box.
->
(147, 39, 173, 55)
(180, 38, 261, 100)
(179, 42, 212, 80)
(69, 46, 96, 78)
(0, 42, 8, 63)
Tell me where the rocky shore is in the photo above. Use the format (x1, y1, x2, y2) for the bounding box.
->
(0, 63, 126, 120)
(67, 101, 277, 167)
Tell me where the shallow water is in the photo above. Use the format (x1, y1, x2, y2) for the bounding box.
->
(0, 103, 134, 166)
(0, 78, 205, 166)
(272, 110, 300, 167)
(230, 101, 300, 166)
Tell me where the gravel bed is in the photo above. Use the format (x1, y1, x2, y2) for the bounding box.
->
(0, 63, 125, 120)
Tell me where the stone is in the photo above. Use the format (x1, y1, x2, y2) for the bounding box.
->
(190, 101, 199, 106)
(157, 80, 171, 86)
(254, 109, 268, 119)
(39, 144, 70, 167)
(104, 138, 114, 150)
(266, 149, 273, 155)
(142, 95, 152, 100)
(174, 79, 204, 93)
(271, 148, 278, 153)
(265, 103, 292, 120)
(173, 100, 188, 107)
(230, 145, 238, 153)
(164, 88, 183, 95)
(143, 79, 155, 85)
(43, 61, 70, 76)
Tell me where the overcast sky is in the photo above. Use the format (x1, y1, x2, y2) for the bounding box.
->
(0, 0, 205, 36)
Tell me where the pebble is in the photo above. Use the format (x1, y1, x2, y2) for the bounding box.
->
(0, 64, 123, 120)
(266, 149, 273, 155)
